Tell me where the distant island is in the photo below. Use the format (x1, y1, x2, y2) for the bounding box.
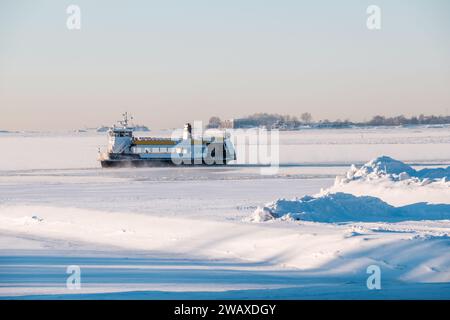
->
(96, 125, 150, 132)
(206, 113, 450, 130)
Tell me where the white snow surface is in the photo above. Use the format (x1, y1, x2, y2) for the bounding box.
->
(1, 130, 450, 299)
(2, 205, 450, 298)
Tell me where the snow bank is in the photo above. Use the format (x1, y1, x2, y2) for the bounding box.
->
(252, 156, 450, 223)
(251, 192, 450, 223)
(340, 156, 450, 183)
(330, 156, 450, 206)
(2, 205, 450, 285)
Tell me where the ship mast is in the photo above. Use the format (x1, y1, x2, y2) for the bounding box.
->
(119, 112, 133, 128)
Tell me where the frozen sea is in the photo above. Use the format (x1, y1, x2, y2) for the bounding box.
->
(0, 126, 450, 299)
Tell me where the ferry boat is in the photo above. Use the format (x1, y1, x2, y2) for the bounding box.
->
(99, 113, 236, 168)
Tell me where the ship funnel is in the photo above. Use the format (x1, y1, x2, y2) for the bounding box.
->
(183, 123, 192, 140)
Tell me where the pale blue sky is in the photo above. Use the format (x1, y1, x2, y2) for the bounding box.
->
(1, 0, 449, 130)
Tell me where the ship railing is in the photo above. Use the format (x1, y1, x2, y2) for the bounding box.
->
(133, 137, 178, 141)
(98, 151, 110, 161)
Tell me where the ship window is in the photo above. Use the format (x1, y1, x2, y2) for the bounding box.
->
(116, 131, 131, 137)
(160, 148, 167, 153)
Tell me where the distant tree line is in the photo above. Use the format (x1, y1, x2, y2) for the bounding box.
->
(364, 114, 450, 126)
(206, 113, 313, 129)
(206, 113, 450, 129)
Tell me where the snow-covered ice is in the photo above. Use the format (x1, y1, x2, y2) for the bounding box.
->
(1, 127, 450, 299)
(248, 155, 450, 298)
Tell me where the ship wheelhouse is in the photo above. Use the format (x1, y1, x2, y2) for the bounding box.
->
(109, 128, 133, 138)
(107, 127, 134, 154)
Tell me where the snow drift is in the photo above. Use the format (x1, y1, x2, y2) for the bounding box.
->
(251, 192, 450, 223)
(253, 156, 450, 223)
(339, 156, 450, 183)
(330, 156, 450, 206)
